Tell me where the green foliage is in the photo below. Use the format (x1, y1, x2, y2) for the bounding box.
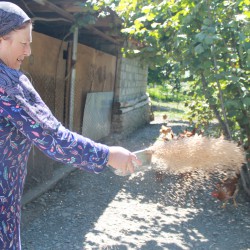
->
(71, 0, 112, 31)
(147, 85, 187, 102)
(184, 85, 215, 127)
(148, 62, 182, 90)
(147, 87, 166, 101)
(74, 0, 250, 155)
(108, 0, 250, 154)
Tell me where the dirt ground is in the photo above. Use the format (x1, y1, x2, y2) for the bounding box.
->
(21, 115, 250, 250)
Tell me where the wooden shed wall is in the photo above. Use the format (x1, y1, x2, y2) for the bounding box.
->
(22, 31, 67, 123)
(21, 32, 116, 192)
(71, 45, 116, 133)
(22, 32, 68, 191)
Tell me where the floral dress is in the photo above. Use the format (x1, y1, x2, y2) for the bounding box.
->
(0, 63, 110, 249)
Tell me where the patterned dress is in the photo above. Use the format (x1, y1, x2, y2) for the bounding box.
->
(0, 63, 109, 249)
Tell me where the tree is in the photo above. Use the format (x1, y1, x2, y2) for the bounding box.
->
(79, 0, 249, 159)
(93, 0, 249, 158)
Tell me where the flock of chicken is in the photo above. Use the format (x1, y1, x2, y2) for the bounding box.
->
(155, 114, 245, 209)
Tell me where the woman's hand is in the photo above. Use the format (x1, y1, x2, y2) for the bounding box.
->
(107, 146, 142, 175)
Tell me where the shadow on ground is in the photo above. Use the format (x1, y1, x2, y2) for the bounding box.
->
(21, 119, 250, 250)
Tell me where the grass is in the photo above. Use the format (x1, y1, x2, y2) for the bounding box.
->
(151, 100, 190, 121)
(151, 100, 223, 138)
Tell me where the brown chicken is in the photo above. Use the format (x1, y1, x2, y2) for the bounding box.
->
(159, 125, 174, 141)
(163, 114, 168, 122)
(177, 127, 197, 139)
(211, 174, 240, 208)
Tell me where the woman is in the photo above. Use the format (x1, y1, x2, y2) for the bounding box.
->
(0, 2, 140, 249)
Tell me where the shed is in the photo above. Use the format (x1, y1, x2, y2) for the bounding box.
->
(9, 0, 151, 200)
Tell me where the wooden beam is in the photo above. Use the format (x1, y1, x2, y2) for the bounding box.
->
(84, 25, 121, 45)
(32, 0, 121, 45)
(113, 94, 149, 109)
(113, 97, 150, 114)
(40, 0, 75, 22)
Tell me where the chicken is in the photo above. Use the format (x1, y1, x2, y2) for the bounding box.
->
(162, 114, 168, 124)
(160, 125, 171, 133)
(211, 174, 240, 208)
(177, 127, 197, 139)
(159, 125, 174, 141)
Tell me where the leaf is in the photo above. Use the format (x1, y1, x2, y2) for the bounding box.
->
(134, 17, 145, 30)
(204, 35, 214, 45)
(194, 44, 205, 54)
(151, 22, 161, 28)
(146, 12, 156, 21)
(247, 49, 250, 68)
(203, 18, 212, 26)
(121, 27, 136, 34)
(243, 97, 250, 107)
(133, 49, 141, 54)
(195, 32, 206, 42)
(142, 5, 152, 14)
(225, 99, 241, 109)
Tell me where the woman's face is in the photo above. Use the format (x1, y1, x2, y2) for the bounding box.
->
(0, 23, 32, 70)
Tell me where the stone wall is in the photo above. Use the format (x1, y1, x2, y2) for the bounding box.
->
(112, 56, 150, 137)
(114, 57, 148, 101)
(112, 104, 150, 136)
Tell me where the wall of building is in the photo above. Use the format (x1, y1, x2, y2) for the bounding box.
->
(22, 32, 67, 123)
(22, 32, 68, 192)
(20, 32, 150, 196)
(114, 57, 148, 101)
(72, 45, 116, 133)
(21, 32, 117, 193)
(112, 56, 150, 137)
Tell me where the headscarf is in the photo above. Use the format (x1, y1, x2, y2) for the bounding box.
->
(0, 1, 30, 37)
(0, 2, 60, 132)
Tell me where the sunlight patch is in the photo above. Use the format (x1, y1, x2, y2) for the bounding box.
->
(83, 191, 206, 249)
